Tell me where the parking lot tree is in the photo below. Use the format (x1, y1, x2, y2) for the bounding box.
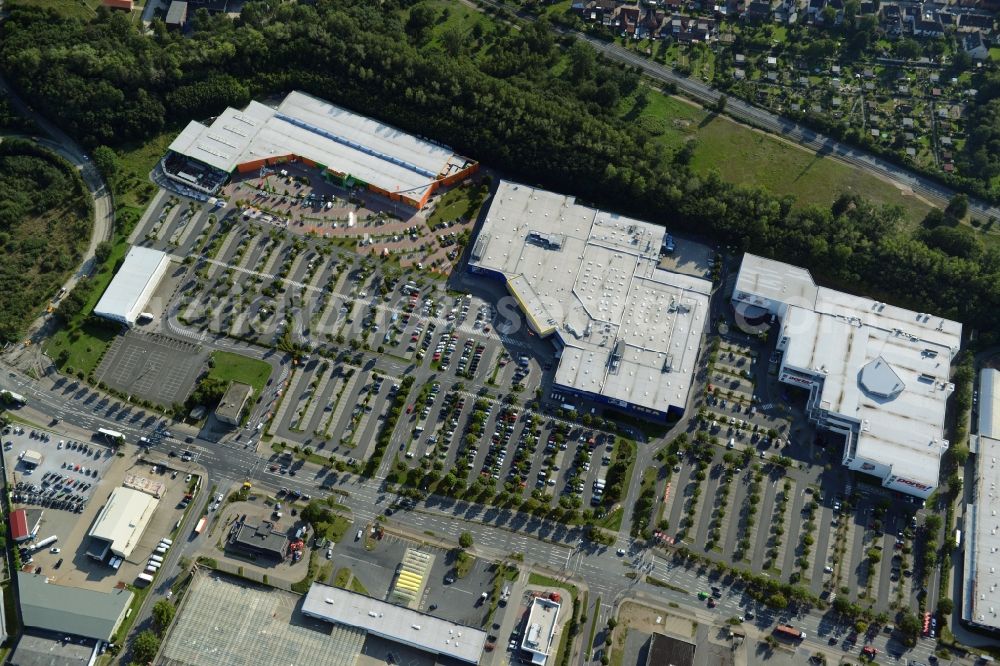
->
(765, 593, 787, 609)
(897, 610, 921, 645)
(924, 514, 943, 533)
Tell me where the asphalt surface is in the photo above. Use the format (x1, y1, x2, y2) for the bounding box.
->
(0, 362, 950, 666)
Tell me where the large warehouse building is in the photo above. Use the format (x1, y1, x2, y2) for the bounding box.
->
(302, 583, 487, 665)
(163, 90, 478, 208)
(963, 368, 1000, 633)
(732, 254, 962, 498)
(86, 486, 160, 561)
(17, 572, 132, 641)
(469, 181, 711, 421)
(93, 246, 169, 326)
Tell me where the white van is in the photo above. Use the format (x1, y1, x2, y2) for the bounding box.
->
(161, 538, 173, 546)
(149, 555, 164, 564)
(155, 546, 167, 555)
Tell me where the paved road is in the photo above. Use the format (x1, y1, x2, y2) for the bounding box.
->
(477, 0, 1000, 222)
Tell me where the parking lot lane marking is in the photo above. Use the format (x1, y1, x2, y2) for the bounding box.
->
(339, 552, 382, 567)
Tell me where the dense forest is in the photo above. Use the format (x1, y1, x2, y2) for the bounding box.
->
(0, 138, 91, 341)
(2, 1, 1000, 337)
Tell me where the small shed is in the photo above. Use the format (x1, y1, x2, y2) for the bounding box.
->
(21, 450, 42, 469)
(165, 0, 188, 27)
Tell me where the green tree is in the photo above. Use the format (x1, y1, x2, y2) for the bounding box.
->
(897, 610, 921, 645)
(94, 240, 113, 263)
(938, 598, 954, 615)
(459, 531, 473, 548)
(945, 193, 969, 220)
(152, 599, 176, 633)
(91, 145, 120, 185)
(765, 593, 787, 609)
(132, 630, 161, 663)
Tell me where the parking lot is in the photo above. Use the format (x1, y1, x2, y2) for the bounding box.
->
(639, 296, 931, 620)
(3, 424, 192, 590)
(325, 529, 504, 630)
(5, 425, 115, 512)
(93, 330, 207, 407)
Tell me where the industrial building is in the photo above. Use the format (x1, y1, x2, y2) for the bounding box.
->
(164, 90, 478, 207)
(732, 254, 962, 498)
(520, 596, 561, 666)
(160, 573, 365, 666)
(963, 368, 1000, 632)
(17, 571, 133, 641)
(9, 631, 99, 666)
(226, 521, 288, 562)
(93, 246, 169, 326)
(215, 382, 254, 426)
(645, 633, 696, 666)
(469, 181, 711, 421)
(86, 486, 160, 561)
(9, 508, 43, 542)
(302, 583, 487, 665)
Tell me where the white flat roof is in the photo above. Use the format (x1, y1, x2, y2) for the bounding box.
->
(93, 246, 169, 324)
(301, 583, 486, 664)
(167, 91, 474, 203)
(979, 368, 1000, 439)
(966, 398, 1000, 631)
(521, 597, 560, 662)
(470, 181, 711, 415)
(87, 487, 159, 559)
(735, 254, 962, 487)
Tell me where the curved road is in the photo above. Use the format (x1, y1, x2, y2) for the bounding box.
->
(479, 0, 1000, 220)
(0, 73, 114, 340)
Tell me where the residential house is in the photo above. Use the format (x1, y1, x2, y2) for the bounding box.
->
(744, 0, 773, 20)
(667, 14, 717, 42)
(958, 12, 995, 34)
(618, 5, 641, 35)
(964, 30, 991, 59)
(881, 4, 903, 34)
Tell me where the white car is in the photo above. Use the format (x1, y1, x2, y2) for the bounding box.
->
(326, 548, 333, 559)
(50, 547, 60, 554)
(356, 529, 363, 541)
(616, 548, 626, 556)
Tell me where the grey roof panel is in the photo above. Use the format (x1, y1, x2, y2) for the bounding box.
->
(17, 573, 132, 641)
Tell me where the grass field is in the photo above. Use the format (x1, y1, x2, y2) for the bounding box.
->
(116, 132, 174, 209)
(620, 91, 932, 223)
(426, 183, 487, 229)
(44, 234, 129, 376)
(46, 321, 118, 377)
(205, 351, 272, 400)
(689, 114, 932, 223)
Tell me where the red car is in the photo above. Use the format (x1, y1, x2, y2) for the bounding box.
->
(862, 646, 878, 657)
